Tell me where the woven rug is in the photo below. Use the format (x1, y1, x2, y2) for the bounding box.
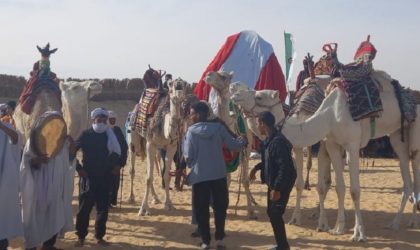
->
(391, 80, 417, 123)
(340, 63, 383, 121)
(135, 89, 160, 137)
(291, 82, 325, 116)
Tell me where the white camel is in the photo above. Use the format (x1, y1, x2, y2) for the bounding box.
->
(131, 78, 189, 216)
(232, 77, 333, 226)
(204, 70, 257, 219)
(233, 71, 420, 241)
(60, 80, 103, 139)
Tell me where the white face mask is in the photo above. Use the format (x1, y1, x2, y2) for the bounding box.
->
(93, 123, 108, 133)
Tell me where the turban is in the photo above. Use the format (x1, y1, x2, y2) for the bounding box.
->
(91, 108, 109, 119)
(108, 110, 117, 119)
(0, 103, 7, 111)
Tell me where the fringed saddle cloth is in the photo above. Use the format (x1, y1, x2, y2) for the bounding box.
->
(291, 82, 325, 116)
(135, 88, 168, 137)
(340, 63, 383, 121)
(390, 80, 417, 123)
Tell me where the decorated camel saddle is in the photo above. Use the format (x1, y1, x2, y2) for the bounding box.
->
(19, 43, 62, 115)
(134, 66, 169, 137)
(314, 37, 417, 125)
(314, 38, 384, 121)
(290, 53, 325, 116)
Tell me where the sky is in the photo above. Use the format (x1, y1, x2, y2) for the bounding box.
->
(1, 0, 420, 90)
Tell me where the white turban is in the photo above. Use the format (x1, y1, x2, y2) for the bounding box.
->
(0, 103, 7, 116)
(91, 108, 109, 119)
(0, 103, 7, 111)
(108, 110, 117, 119)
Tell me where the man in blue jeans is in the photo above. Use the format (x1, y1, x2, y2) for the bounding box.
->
(183, 102, 247, 250)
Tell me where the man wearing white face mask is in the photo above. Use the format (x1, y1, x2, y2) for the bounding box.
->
(73, 108, 121, 247)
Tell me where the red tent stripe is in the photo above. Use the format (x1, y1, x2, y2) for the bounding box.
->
(194, 33, 241, 100)
(254, 53, 287, 102)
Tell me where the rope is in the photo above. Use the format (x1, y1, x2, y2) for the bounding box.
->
(230, 102, 247, 215)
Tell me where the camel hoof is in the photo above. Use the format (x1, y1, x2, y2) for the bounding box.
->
(138, 207, 150, 216)
(127, 196, 135, 204)
(316, 225, 330, 232)
(288, 217, 301, 226)
(248, 211, 258, 220)
(329, 228, 344, 235)
(351, 235, 367, 242)
(165, 203, 175, 211)
(304, 182, 311, 190)
(151, 198, 161, 205)
(407, 220, 418, 229)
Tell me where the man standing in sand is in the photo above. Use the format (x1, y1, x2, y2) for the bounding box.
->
(250, 111, 296, 250)
(107, 110, 128, 208)
(74, 108, 121, 247)
(20, 111, 75, 250)
(0, 121, 22, 250)
(183, 102, 247, 250)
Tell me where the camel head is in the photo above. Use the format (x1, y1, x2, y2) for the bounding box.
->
(60, 80, 103, 101)
(231, 89, 256, 112)
(229, 81, 249, 95)
(204, 70, 233, 93)
(254, 90, 280, 107)
(168, 78, 189, 115)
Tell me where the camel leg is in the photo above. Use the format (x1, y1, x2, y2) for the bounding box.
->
(289, 147, 304, 225)
(304, 146, 313, 190)
(388, 131, 413, 230)
(408, 136, 419, 227)
(347, 144, 367, 242)
(326, 141, 346, 235)
(163, 144, 176, 211)
(138, 142, 156, 216)
(241, 153, 257, 219)
(317, 141, 332, 232)
(128, 143, 136, 204)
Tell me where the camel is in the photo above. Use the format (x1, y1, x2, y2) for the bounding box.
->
(129, 78, 190, 216)
(15, 88, 63, 142)
(60, 80, 103, 139)
(204, 70, 257, 219)
(231, 77, 332, 226)
(233, 71, 420, 241)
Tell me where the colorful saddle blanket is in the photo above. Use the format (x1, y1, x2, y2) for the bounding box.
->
(292, 82, 325, 116)
(135, 88, 167, 137)
(340, 63, 383, 121)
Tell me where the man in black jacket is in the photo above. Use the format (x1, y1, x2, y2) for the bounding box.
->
(250, 111, 296, 250)
(73, 108, 122, 247)
(108, 111, 128, 207)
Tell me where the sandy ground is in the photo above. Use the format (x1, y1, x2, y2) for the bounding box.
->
(8, 157, 420, 250)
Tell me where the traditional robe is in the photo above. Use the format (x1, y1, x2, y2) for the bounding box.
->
(20, 139, 75, 248)
(0, 123, 23, 240)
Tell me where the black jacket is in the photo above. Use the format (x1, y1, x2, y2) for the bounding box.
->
(112, 126, 129, 167)
(255, 129, 296, 195)
(75, 128, 118, 177)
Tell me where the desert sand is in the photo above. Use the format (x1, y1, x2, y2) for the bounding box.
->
(8, 157, 420, 250)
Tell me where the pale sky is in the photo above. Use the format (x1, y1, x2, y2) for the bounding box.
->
(1, 0, 419, 90)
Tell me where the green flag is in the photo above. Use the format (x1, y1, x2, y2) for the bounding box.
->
(284, 32, 295, 85)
